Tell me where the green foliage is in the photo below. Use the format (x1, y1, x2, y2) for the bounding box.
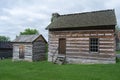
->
(0, 59, 120, 80)
(116, 50, 120, 54)
(116, 57, 120, 62)
(0, 36, 10, 41)
(20, 28, 39, 35)
(116, 25, 120, 31)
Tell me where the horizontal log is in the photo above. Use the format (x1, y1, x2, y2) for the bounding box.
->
(90, 34, 97, 36)
(98, 34, 104, 36)
(99, 40, 114, 42)
(49, 51, 58, 54)
(67, 38, 89, 40)
(49, 37, 58, 40)
(66, 47, 89, 50)
(48, 47, 58, 51)
(49, 44, 58, 47)
(105, 33, 113, 36)
(99, 53, 114, 55)
(66, 53, 115, 58)
(67, 41, 89, 44)
(66, 51, 89, 54)
(66, 43, 89, 45)
(99, 45, 114, 47)
(99, 51, 114, 53)
(99, 38, 114, 40)
(99, 43, 114, 45)
(50, 30, 113, 32)
(49, 35, 114, 39)
(66, 56, 115, 61)
(99, 49, 114, 51)
(49, 40, 58, 43)
(99, 41, 114, 43)
(99, 47, 114, 49)
(66, 45, 89, 48)
(83, 34, 90, 36)
(50, 30, 113, 34)
(52, 30, 113, 34)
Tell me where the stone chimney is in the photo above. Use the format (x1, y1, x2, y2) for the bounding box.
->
(51, 13, 60, 22)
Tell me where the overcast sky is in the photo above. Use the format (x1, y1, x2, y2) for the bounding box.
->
(0, 0, 120, 41)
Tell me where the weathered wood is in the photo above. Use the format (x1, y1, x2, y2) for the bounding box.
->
(48, 29, 115, 64)
(13, 36, 47, 62)
(66, 53, 115, 58)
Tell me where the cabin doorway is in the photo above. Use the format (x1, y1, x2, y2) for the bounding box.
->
(59, 38, 66, 54)
(19, 45, 25, 59)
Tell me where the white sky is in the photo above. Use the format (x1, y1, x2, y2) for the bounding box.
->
(0, 0, 120, 41)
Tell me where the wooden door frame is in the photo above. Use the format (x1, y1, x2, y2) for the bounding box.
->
(58, 38, 66, 55)
(19, 45, 25, 59)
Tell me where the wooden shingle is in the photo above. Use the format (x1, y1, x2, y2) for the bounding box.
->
(46, 9, 116, 30)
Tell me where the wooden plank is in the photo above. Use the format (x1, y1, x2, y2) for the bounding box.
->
(99, 45, 114, 47)
(105, 33, 113, 36)
(66, 53, 115, 58)
(49, 47, 58, 50)
(99, 43, 114, 45)
(49, 38, 58, 41)
(67, 38, 89, 40)
(99, 39, 114, 42)
(99, 47, 114, 49)
(99, 38, 114, 40)
(66, 50, 89, 53)
(49, 44, 58, 47)
(99, 53, 114, 55)
(99, 51, 114, 53)
(49, 30, 114, 35)
(66, 42, 89, 45)
(67, 41, 89, 44)
(99, 49, 114, 51)
(99, 41, 114, 43)
(66, 51, 89, 54)
(66, 56, 115, 61)
(66, 47, 89, 50)
(49, 41, 58, 44)
(66, 45, 89, 48)
(49, 35, 114, 39)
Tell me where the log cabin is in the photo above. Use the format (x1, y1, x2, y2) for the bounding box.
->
(0, 41, 12, 59)
(46, 9, 117, 64)
(12, 34, 47, 62)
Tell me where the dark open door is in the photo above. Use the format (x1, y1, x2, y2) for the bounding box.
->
(19, 45, 25, 59)
(59, 38, 66, 54)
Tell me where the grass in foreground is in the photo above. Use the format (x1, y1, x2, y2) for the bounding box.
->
(0, 59, 120, 80)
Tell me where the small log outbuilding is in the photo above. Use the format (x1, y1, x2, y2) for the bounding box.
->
(46, 9, 117, 64)
(12, 35, 47, 62)
(0, 41, 12, 59)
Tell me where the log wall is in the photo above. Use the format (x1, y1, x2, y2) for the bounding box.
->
(12, 43, 33, 62)
(48, 29, 116, 63)
(13, 35, 47, 62)
(33, 41, 46, 61)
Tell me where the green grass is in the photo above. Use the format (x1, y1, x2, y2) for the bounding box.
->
(0, 59, 120, 80)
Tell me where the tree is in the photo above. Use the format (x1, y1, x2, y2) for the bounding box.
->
(0, 36, 10, 41)
(20, 28, 39, 35)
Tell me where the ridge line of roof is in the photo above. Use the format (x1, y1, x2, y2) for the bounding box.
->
(59, 9, 114, 17)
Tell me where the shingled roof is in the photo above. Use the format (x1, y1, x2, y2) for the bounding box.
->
(13, 34, 47, 43)
(46, 9, 117, 30)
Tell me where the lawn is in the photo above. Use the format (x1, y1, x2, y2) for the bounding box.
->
(0, 59, 120, 80)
